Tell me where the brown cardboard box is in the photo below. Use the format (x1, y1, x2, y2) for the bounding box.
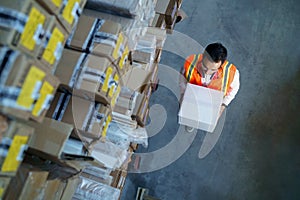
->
(0, 47, 59, 122)
(55, 49, 118, 105)
(47, 92, 111, 140)
(36, 0, 63, 15)
(30, 64, 60, 122)
(92, 20, 123, 62)
(64, 160, 106, 172)
(43, 179, 66, 200)
(0, 0, 51, 57)
(60, 175, 80, 200)
(77, 54, 117, 104)
(27, 118, 73, 158)
(85, 0, 140, 18)
(166, 12, 177, 34)
(0, 176, 11, 199)
(54, 48, 87, 89)
(4, 166, 48, 200)
(110, 169, 127, 190)
(146, 27, 167, 49)
(66, 14, 101, 52)
(38, 16, 68, 72)
(46, 90, 69, 120)
(155, 0, 178, 25)
(58, 94, 93, 131)
(131, 34, 156, 64)
(57, 0, 87, 34)
(70, 13, 128, 73)
(0, 48, 32, 120)
(143, 84, 153, 100)
(132, 93, 149, 127)
(122, 66, 152, 92)
(152, 13, 165, 28)
(150, 62, 159, 83)
(154, 48, 163, 63)
(0, 119, 33, 177)
(66, 13, 128, 73)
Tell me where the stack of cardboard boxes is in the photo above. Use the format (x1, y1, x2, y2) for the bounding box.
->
(0, 0, 88, 198)
(153, 0, 182, 33)
(0, 0, 185, 199)
(84, 0, 157, 50)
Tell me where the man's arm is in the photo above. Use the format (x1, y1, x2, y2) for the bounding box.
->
(223, 69, 240, 105)
(219, 69, 240, 116)
(179, 67, 187, 94)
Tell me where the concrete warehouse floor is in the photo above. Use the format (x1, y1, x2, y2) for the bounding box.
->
(121, 0, 300, 199)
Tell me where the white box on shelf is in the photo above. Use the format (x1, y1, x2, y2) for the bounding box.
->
(178, 83, 223, 132)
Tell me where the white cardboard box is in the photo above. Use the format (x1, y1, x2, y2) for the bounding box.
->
(178, 83, 223, 132)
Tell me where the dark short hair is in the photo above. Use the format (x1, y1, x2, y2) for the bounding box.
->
(204, 43, 227, 64)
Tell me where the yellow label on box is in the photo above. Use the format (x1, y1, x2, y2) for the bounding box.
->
(20, 7, 46, 51)
(0, 187, 4, 197)
(52, 0, 62, 7)
(119, 46, 129, 69)
(108, 74, 119, 98)
(113, 33, 124, 59)
(62, 0, 80, 25)
(101, 115, 111, 138)
(111, 85, 121, 108)
(102, 67, 113, 93)
(1, 135, 29, 172)
(108, 85, 115, 98)
(42, 27, 64, 65)
(17, 66, 46, 109)
(32, 81, 54, 117)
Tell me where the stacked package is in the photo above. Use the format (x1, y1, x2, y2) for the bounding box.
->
(0, 0, 88, 198)
(153, 0, 182, 33)
(84, 0, 156, 50)
(0, 0, 185, 199)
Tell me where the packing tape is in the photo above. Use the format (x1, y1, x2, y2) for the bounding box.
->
(52, 93, 71, 121)
(81, 19, 98, 50)
(91, 103, 102, 123)
(78, 67, 106, 86)
(83, 19, 106, 51)
(57, 94, 71, 122)
(93, 32, 118, 50)
(0, 6, 28, 33)
(0, 49, 19, 86)
(69, 53, 87, 87)
(87, 103, 101, 133)
(83, 102, 95, 132)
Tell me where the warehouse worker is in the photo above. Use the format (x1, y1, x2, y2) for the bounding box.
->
(180, 43, 240, 132)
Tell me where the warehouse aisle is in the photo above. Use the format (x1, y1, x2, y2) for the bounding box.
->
(122, 0, 300, 199)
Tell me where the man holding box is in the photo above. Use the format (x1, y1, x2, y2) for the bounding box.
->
(180, 43, 240, 132)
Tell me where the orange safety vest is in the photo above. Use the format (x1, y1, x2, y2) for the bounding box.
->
(184, 54, 237, 96)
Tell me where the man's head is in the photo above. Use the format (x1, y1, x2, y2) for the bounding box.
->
(200, 43, 228, 75)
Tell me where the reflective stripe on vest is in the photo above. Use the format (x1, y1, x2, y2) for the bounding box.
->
(221, 61, 233, 94)
(186, 54, 199, 82)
